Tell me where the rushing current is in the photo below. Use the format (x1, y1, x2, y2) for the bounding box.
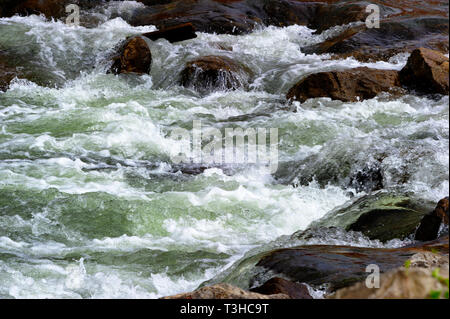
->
(0, 2, 449, 298)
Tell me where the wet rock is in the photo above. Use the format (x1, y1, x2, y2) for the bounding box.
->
(311, 191, 436, 242)
(0, 55, 16, 92)
(287, 67, 402, 103)
(302, 0, 449, 62)
(415, 197, 449, 241)
(128, 0, 370, 35)
(161, 283, 289, 299)
(250, 277, 312, 299)
(348, 163, 384, 193)
(142, 23, 197, 43)
(329, 256, 449, 299)
(399, 48, 449, 95)
(251, 236, 449, 292)
(0, 0, 101, 19)
(110, 36, 152, 75)
(180, 55, 252, 93)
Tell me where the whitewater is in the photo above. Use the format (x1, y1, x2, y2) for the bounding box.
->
(0, 2, 448, 298)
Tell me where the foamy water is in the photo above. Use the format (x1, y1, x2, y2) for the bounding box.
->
(0, 2, 448, 299)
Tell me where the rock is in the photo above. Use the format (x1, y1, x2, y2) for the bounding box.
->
(180, 55, 251, 93)
(128, 0, 371, 35)
(142, 23, 197, 43)
(251, 236, 449, 292)
(250, 277, 313, 299)
(110, 36, 152, 75)
(0, 0, 84, 19)
(348, 163, 384, 193)
(302, 0, 449, 62)
(287, 67, 402, 103)
(161, 283, 289, 299)
(310, 191, 436, 242)
(0, 55, 16, 92)
(415, 197, 449, 241)
(399, 48, 449, 95)
(329, 264, 449, 299)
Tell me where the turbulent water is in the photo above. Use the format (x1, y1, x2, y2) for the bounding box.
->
(0, 2, 449, 298)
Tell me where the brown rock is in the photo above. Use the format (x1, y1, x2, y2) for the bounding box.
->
(250, 277, 312, 299)
(415, 197, 449, 241)
(328, 262, 449, 299)
(180, 55, 251, 93)
(250, 236, 449, 292)
(142, 23, 197, 43)
(161, 283, 289, 299)
(110, 36, 152, 75)
(287, 67, 402, 103)
(399, 48, 449, 95)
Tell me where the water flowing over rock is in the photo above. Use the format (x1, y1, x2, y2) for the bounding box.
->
(415, 197, 449, 241)
(0, 54, 16, 91)
(399, 48, 449, 95)
(180, 55, 252, 93)
(110, 36, 152, 75)
(161, 283, 289, 299)
(302, 1, 449, 62)
(127, 0, 369, 35)
(287, 67, 402, 103)
(310, 192, 436, 242)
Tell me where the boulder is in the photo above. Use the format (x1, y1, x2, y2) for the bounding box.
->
(128, 0, 370, 35)
(0, 0, 91, 19)
(180, 55, 252, 93)
(415, 197, 449, 241)
(399, 48, 449, 95)
(310, 192, 436, 242)
(287, 67, 402, 103)
(161, 283, 289, 299)
(250, 277, 313, 299)
(142, 23, 197, 43)
(250, 236, 449, 292)
(329, 258, 449, 299)
(302, 0, 449, 62)
(110, 36, 152, 75)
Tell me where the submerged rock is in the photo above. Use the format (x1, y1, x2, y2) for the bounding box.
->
(161, 283, 289, 299)
(399, 48, 449, 95)
(180, 55, 252, 93)
(250, 277, 313, 299)
(415, 197, 449, 241)
(287, 67, 402, 103)
(110, 36, 152, 75)
(0, 55, 16, 91)
(310, 191, 436, 242)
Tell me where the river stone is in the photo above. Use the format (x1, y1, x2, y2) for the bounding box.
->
(415, 197, 449, 241)
(161, 283, 289, 299)
(399, 48, 449, 95)
(250, 277, 313, 299)
(329, 266, 449, 299)
(110, 36, 152, 75)
(128, 0, 369, 35)
(251, 236, 449, 292)
(180, 55, 252, 93)
(287, 67, 402, 103)
(310, 191, 436, 242)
